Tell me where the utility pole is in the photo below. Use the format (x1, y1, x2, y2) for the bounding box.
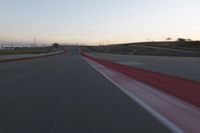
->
(116, 37, 119, 44)
(34, 37, 37, 46)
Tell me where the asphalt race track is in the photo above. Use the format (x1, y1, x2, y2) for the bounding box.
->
(89, 52, 200, 82)
(0, 48, 169, 133)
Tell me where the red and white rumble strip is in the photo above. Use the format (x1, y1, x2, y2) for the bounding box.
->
(82, 56, 200, 133)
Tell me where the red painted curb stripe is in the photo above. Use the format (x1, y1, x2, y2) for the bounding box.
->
(0, 50, 67, 63)
(81, 51, 200, 107)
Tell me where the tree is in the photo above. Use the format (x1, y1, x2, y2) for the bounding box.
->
(52, 43, 59, 49)
(166, 37, 172, 41)
(177, 38, 186, 42)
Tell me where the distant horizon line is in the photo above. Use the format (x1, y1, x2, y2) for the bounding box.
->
(1, 39, 200, 47)
(1, 37, 199, 45)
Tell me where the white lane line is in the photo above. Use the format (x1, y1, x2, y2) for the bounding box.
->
(82, 56, 200, 133)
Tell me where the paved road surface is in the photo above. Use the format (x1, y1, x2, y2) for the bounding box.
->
(0, 48, 169, 133)
(89, 52, 200, 82)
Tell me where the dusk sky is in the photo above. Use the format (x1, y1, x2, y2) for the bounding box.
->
(0, 0, 200, 45)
